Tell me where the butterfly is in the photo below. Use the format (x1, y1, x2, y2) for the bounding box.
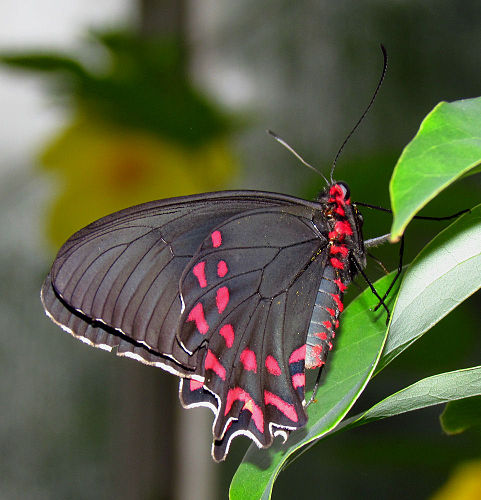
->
(40, 180, 375, 461)
(41, 46, 392, 462)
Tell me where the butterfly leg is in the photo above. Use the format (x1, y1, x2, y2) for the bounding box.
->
(305, 366, 324, 407)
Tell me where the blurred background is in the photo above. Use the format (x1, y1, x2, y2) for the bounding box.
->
(1, 1, 480, 499)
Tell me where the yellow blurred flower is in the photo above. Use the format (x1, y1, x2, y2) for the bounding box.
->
(40, 113, 238, 247)
(431, 460, 481, 500)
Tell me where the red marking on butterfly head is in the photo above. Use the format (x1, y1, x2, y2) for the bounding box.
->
(211, 230, 222, 247)
(187, 303, 209, 334)
(219, 324, 235, 348)
(216, 286, 229, 314)
(264, 391, 298, 422)
(289, 345, 306, 364)
(217, 260, 228, 277)
(189, 379, 204, 391)
(240, 348, 257, 372)
(205, 349, 226, 380)
(193, 261, 207, 288)
(265, 355, 281, 376)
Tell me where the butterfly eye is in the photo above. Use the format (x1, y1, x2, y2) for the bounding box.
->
(337, 182, 350, 199)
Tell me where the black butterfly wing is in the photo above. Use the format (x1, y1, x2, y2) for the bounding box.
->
(41, 191, 322, 376)
(175, 207, 329, 460)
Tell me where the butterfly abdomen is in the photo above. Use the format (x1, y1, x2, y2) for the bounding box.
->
(305, 183, 363, 369)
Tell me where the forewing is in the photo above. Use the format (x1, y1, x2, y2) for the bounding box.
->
(176, 208, 328, 460)
(41, 191, 314, 375)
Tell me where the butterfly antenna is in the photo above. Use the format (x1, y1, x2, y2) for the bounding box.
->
(267, 129, 329, 184)
(329, 44, 388, 182)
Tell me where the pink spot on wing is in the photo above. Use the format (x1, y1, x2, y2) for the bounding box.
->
(264, 391, 298, 422)
(211, 230, 222, 248)
(331, 294, 344, 312)
(265, 355, 281, 376)
(217, 260, 228, 277)
(240, 348, 257, 372)
(189, 379, 204, 391)
(192, 261, 207, 288)
(314, 331, 328, 340)
(328, 342, 333, 351)
(289, 345, 306, 364)
(216, 286, 229, 314)
(225, 387, 264, 432)
(187, 303, 209, 334)
(322, 320, 332, 329)
(219, 324, 235, 348)
(204, 349, 226, 380)
(292, 373, 305, 389)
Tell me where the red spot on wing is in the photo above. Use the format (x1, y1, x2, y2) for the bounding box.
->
(211, 230, 222, 248)
(325, 307, 336, 317)
(289, 345, 306, 364)
(187, 303, 209, 334)
(265, 355, 281, 376)
(264, 391, 298, 422)
(217, 260, 228, 277)
(335, 206, 345, 216)
(330, 257, 344, 269)
(225, 387, 264, 433)
(192, 261, 207, 288)
(219, 324, 235, 348)
(216, 286, 229, 314)
(334, 278, 347, 293)
(240, 348, 257, 372)
(189, 379, 204, 391)
(322, 320, 332, 329)
(314, 331, 328, 340)
(328, 342, 333, 351)
(331, 294, 344, 312)
(205, 349, 226, 380)
(292, 373, 305, 389)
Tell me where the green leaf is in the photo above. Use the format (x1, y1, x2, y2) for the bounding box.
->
(229, 273, 394, 500)
(440, 396, 481, 435)
(342, 366, 481, 431)
(378, 203, 481, 371)
(390, 97, 481, 240)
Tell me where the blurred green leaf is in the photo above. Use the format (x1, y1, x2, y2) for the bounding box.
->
(390, 97, 481, 240)
(229, 272, 394, 500)
(378, 203, 481, 371)
(440, 396, 481, 435)
(0, 31, 235, 146)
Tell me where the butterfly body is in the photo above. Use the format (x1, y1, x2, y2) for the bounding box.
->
(41, 182, 366, 460)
